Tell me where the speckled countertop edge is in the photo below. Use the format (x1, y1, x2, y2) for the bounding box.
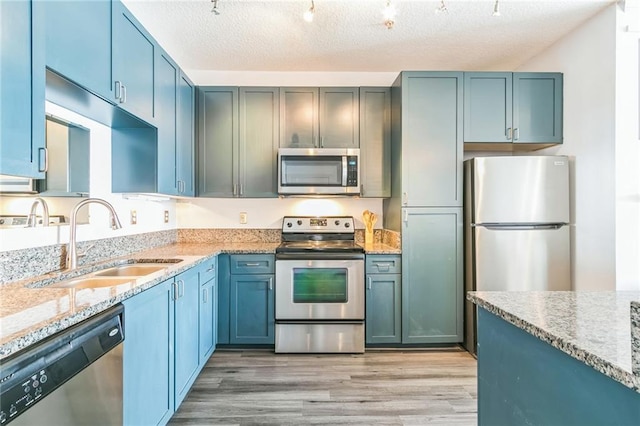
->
(632, 301, 640, 376)
(468, 291, 640, 393)
(1, 240, 397, 360)
(0, 242, 279, 360)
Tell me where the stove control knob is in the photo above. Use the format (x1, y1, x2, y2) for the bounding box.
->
(345, 222, 350, 228)
(286, 222, 293, 228)
(334, 220, 340, 226)
(0, 411, 7, 422)
(9, 405, 17, 416)
(297, 220, 303, 226)
(0, 219, 4, 225)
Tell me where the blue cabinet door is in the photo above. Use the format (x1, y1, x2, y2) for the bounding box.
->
(123, 279, 175, 426)
(177, 72, 195, 196)
(365, 273, 402, 344)
(360, 87, 391, 197)
(401, 207, 463, 344)
(199, 279, 216, 362)
(156, 50, 178, 196)
(463, 72, 513, 143)
(174, 268, 201, 408)
(401, 72, 463, 207)
(230, 274, 275, 344)
(41, 0, 112, 100)
(513, 73, 563, 144)
(0, 0, 45, 178)
(112, 0, 155, 123)
(217, 255, 231, 344)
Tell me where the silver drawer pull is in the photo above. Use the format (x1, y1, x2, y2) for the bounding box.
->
(244, 262, 260, 267)
(206, 267, 215, 273)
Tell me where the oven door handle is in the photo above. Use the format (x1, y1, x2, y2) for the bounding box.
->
(275, 253, 364, 261)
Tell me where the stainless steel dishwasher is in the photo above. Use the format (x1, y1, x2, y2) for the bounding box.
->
(0, 304, 124, 425)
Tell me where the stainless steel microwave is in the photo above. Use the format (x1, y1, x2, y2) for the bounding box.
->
(278, 148, 360, 195)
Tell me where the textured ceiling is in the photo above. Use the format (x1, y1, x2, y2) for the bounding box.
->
(122, 0, 614, 75)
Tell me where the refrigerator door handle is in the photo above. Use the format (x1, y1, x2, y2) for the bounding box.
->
(478, 224, 567, 231)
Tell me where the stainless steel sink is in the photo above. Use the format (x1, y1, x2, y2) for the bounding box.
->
(94, 265, 168, 277)
(49, 277, 134, 289)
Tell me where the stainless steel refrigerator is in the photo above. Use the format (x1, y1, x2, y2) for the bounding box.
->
(464, 156, 571, 354)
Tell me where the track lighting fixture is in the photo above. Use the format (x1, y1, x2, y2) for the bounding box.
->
(493, 0, 501, 17)
(304, 0, 315, 23)
(435, 0, 448, 15)
(211, 0, 220, 15)
(382, 0, 396, 29)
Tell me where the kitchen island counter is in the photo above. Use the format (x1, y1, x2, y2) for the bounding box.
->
(0, 242, 279, 360)
(468, 290, 640, 425)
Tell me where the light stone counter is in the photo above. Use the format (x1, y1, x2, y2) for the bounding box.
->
(468, 291, 640, 393)
(0, 242, 279, 360)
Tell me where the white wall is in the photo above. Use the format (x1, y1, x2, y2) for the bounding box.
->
(614, 3, 640, 290)
(177, 197, 383, 229)
(0, 103, 177, 252)
(516, 6, 618, 290)
(188, 71, 399, 87)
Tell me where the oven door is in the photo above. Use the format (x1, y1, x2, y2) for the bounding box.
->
(275, 258, 364, 320)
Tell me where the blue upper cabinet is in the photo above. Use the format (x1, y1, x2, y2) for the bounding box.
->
(0, 0, 46, 178)
(513, 73, 563, 144)
(112, 0, 155, 124)
(41, 0, 113, 101)
(156, 50, 179, 195)
(463, 72, 512, 143)
(177, 71, 195, 196)
(464, 72, 563, 144)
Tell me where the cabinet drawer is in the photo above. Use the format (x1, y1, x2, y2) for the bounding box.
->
(230, 254, 275, 275)
(198, 257, 217, 284)
(366, 255, 401, 274)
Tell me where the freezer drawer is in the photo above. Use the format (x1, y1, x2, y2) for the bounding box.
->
(474, 225, 570, 291)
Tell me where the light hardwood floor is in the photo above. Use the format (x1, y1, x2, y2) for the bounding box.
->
(170, 349, 478, 425)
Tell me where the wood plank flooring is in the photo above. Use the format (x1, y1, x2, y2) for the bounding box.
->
(170, 349, 477, 425)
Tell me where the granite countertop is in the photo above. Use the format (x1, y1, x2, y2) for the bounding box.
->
(0, 242, 279, 360)
(468, 291, 640, 393)
(359, 242, 401, 254)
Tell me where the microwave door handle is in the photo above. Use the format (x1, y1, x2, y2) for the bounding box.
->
(342, 156, 348, 186)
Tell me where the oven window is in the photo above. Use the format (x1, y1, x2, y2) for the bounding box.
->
(292, 268, 348, 303)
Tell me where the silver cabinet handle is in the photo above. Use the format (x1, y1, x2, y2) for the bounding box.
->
(121, 84, 127, 104)
(178, 280, 184, 298)
(38, 147, 48, 172)
(514, 128, 519, 141)
(268, 279, 273, 291)
(373, 262, 392, 272)
(172, 281, 178, 301)
(206, 267, 215, 273)
(320, 136, 324, 148)
(403, 209, 409, 223)
(203, 288, 208, 303)
(244, 262, 260, 267)
(402, 192, 408, 205)
(367, 277, 372, 290)
(115, 80, 122, 101)
(239, 184, 243, 196)
(233, 184, 237, 196)
(177, 180, 182, 193)
(507, 127, 512, 140)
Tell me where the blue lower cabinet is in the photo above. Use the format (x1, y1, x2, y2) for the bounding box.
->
(477, 308, 640, 425)
(174, 267, 201, 408)
(365, 273, 402, 344)
(199, 259, 217, 362)
(123, 279, 175, 426)
(230, 274, 275, 344)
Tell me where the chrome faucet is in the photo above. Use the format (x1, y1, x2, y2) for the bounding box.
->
(27, 197, 50, 227)
(66, 198, 122, 271)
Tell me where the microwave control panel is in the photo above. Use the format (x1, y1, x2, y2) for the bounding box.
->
(347, 156, 358, 187)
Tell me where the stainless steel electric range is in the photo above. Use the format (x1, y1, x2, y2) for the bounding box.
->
(275, 216, 365, 354)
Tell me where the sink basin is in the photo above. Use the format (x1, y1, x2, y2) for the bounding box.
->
(94, 264, 168, 277)
(50, 277, 134, 289)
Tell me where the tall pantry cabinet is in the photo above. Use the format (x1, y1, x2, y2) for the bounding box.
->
(383, 72, 464, 344)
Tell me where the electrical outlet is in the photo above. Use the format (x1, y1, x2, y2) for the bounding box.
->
(239, 212, 248, 224)
(164, 210, 169, 224)
(130, 210, 137, 225)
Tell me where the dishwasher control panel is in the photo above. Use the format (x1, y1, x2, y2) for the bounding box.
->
(0, 369, 51, 423)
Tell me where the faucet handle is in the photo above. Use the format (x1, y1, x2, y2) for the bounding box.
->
(78, 244, 96, 259)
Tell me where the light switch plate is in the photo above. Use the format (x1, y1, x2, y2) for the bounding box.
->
(131, 210, 137, 225)
(239, 212, 248, 224)
(164, 210, 169, 224)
